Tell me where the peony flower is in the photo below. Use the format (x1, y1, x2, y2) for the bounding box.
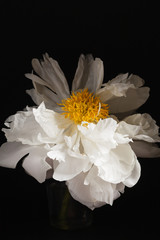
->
(0, 53, 159, 209)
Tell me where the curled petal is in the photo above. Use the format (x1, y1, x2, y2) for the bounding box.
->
(78, 118, 118, 156)
(2, 103, 64, 146)
(98, 144, 136, 184)
(116, 121, 141, 138)
(123, 158, 141, 187)
(2, 108, 48, 145)
(33, 102, 66, 143)
(124, 113, 160, 142)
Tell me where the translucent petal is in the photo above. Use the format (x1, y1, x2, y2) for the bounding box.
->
(107, 87, 150, 114)
(97, 73, 150, 115)
(72, 54, 104, 92)
(30, 53, 70, 99)
(130, 141, 160, 158)
(26, 88, 62, 112)
(26, 88, 43, 106)
(26, 73, 62, 102)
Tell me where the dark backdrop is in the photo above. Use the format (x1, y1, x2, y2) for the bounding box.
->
(0, 1, 160, 239)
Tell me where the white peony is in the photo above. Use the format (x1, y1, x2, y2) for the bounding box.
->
(0, 53, 159, 209)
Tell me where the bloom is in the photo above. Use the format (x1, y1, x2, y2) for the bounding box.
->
(0, 53, 159, 209)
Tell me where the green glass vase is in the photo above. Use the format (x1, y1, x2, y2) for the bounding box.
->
(46, 179, 93, 230)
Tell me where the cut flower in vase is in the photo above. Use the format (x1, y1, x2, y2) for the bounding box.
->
(0, 53, 160, 210)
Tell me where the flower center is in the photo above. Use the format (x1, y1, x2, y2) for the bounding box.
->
(59, 89, 109, 125)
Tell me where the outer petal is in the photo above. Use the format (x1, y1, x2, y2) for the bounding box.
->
(22, 145, 51, 183)
(107, 87, 150, 115)
(72, 54, 104, 93)
(97, 73, 133, 101)
(130, 141, 160, 158)
(0, 142, 30, 168)
(26, 53, 70, 100)
(26, 84, 63, 112)
(116, 120, 140, 137)
(124, 113, 160, 142)
(0, 142, 51, 183)
(26, 88, 44, 106)
(97, 74, 150, 115)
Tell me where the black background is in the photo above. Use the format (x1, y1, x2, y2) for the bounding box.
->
(0, 0, 160, 239)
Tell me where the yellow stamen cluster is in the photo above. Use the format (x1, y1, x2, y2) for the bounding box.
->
(59, 89, 109, 125)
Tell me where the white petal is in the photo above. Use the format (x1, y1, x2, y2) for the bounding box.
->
(72, 54, 104, 92)
(47, 143, 66, 162)
(116, 120, 141, 139)
(123, 157, 141, 187)
(53, 150, 91, 181)
(2, 108, 48, 145)
(98, 144, 136, 183)
(67, 172, 100, 210)
(33, 102, 65, 143)
(22, 145, 51, 183)
(67, 170, 121, 209)
(124, 113, 160, 142)
(130, 141, 160, 158)
(78, 119, 118, 166)
(0, 142, 51, 183)
(0, 142, 30, 168)
(79, 118, 117, 149)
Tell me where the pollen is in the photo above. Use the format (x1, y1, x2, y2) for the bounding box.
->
(59, 89, 109, 125)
